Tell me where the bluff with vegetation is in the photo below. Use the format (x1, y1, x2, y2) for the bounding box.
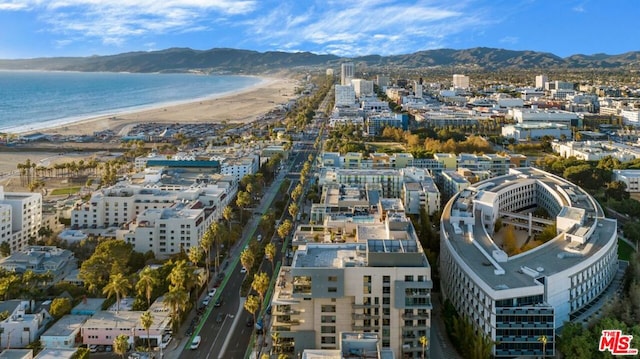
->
(1, 47, 639, 73)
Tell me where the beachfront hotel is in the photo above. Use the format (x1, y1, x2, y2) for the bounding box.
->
(269, 211, 432, 358)
(440, 167, 618, 357)
(0, 186, 42, 253)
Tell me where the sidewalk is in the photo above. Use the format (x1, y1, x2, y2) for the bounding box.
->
(160, 171, 285, 359)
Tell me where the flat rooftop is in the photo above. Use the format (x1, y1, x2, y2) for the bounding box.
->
(42, 315, 89, 337)
(292, 244, 366, 268)
(443, 167, 617, 291)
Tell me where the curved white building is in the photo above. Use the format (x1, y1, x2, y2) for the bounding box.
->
(440, 167, 618, 358)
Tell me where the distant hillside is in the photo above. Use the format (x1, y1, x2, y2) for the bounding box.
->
(1, 47, 639, 73)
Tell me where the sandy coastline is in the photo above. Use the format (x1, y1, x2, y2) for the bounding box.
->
(29, 76, 298, 137)
(0, 75, 298, 182)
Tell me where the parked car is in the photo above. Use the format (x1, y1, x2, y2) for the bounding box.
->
(190, 336, 201, 350)
(240, 266, 247, 274)
(246, 316, 254, 327)
(215, 297, 223, 307)
(89, 345, 98, 353)
(202, 297, 210, 306)
(208, 288, 216, 297)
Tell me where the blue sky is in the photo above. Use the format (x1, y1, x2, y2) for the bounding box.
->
(0, 0, 637, 59)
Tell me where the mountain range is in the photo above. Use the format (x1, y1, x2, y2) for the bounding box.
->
(1, 47, 639, 73)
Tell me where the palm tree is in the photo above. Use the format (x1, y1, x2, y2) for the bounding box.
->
(163, 289, 189, 333)
(265, 243, 276, 273)
(244, 295, 260, 330)
(140, 311, 154, 355)
(200, 226, 214, 282)
(113, 334, 129, 359)
(538, 335, 548, 358)
(207, 222, 222, 275)
(222, 206, 234, 231)
(244, 295, 260, 354)
(102, 273, 131, 312)
(168, 260, 199, 308)
(419, 335, 429, 359)
(236, 191, 252, 223)
(240, 248, 255, 273)
(136, 267, 157, 309)
(277, 220, 293, 242)
(188, 246, 203, 269)
(252, 272, 270, 305)
(288, 202, 299, 220)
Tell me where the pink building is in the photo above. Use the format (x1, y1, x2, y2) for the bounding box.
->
(80, 298, 171, 348)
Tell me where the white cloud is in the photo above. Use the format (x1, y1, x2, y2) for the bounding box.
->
(0, 1, 28, 10)
(3, 0, 257, 47)
(243, 0, 495, 56)
(572, 4, 586, 12)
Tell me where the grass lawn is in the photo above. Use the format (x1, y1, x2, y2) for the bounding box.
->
(618, 238, 636, 261)
(50, 187, 81, 195)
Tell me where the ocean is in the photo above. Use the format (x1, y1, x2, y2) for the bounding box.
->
(0, 71, 263, 134)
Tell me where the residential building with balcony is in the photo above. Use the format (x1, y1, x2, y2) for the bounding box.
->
(270, 214, 431, 358)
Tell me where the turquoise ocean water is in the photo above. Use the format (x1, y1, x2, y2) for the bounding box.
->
(0, 71, 263, 133)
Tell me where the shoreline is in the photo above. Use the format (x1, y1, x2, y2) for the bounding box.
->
(10, 74, 297, 137)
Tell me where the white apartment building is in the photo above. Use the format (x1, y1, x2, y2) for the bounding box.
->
(502, 123, 572, 141)
(535, 75, 547, 89)
(551, 141, 640, 162)
(351, 79, 374, 98)
(321, 169, 404, 198)
(413, 81, 423, 98)
(0, 187, 42, 253)
(452, 74, 470, 89)
(71, 185, 176, 230)
(457, 154, 511, 176)
(510, 108, 578, 125)
(119, 204, 205, 257)
(0, 301, 52, 349)
(219, 154, 259, 182)
(621, 109, 640, 126)
(117, 184, 234, 258)
(613, 169, 640, 192)
(270, 214, 431, 358)
(440, 168, 618, 357)
(341, 63, 354, 86)
(439, 171, 470, 199)
(401, 167, 440, 216)
(335, 85, 356, 107)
